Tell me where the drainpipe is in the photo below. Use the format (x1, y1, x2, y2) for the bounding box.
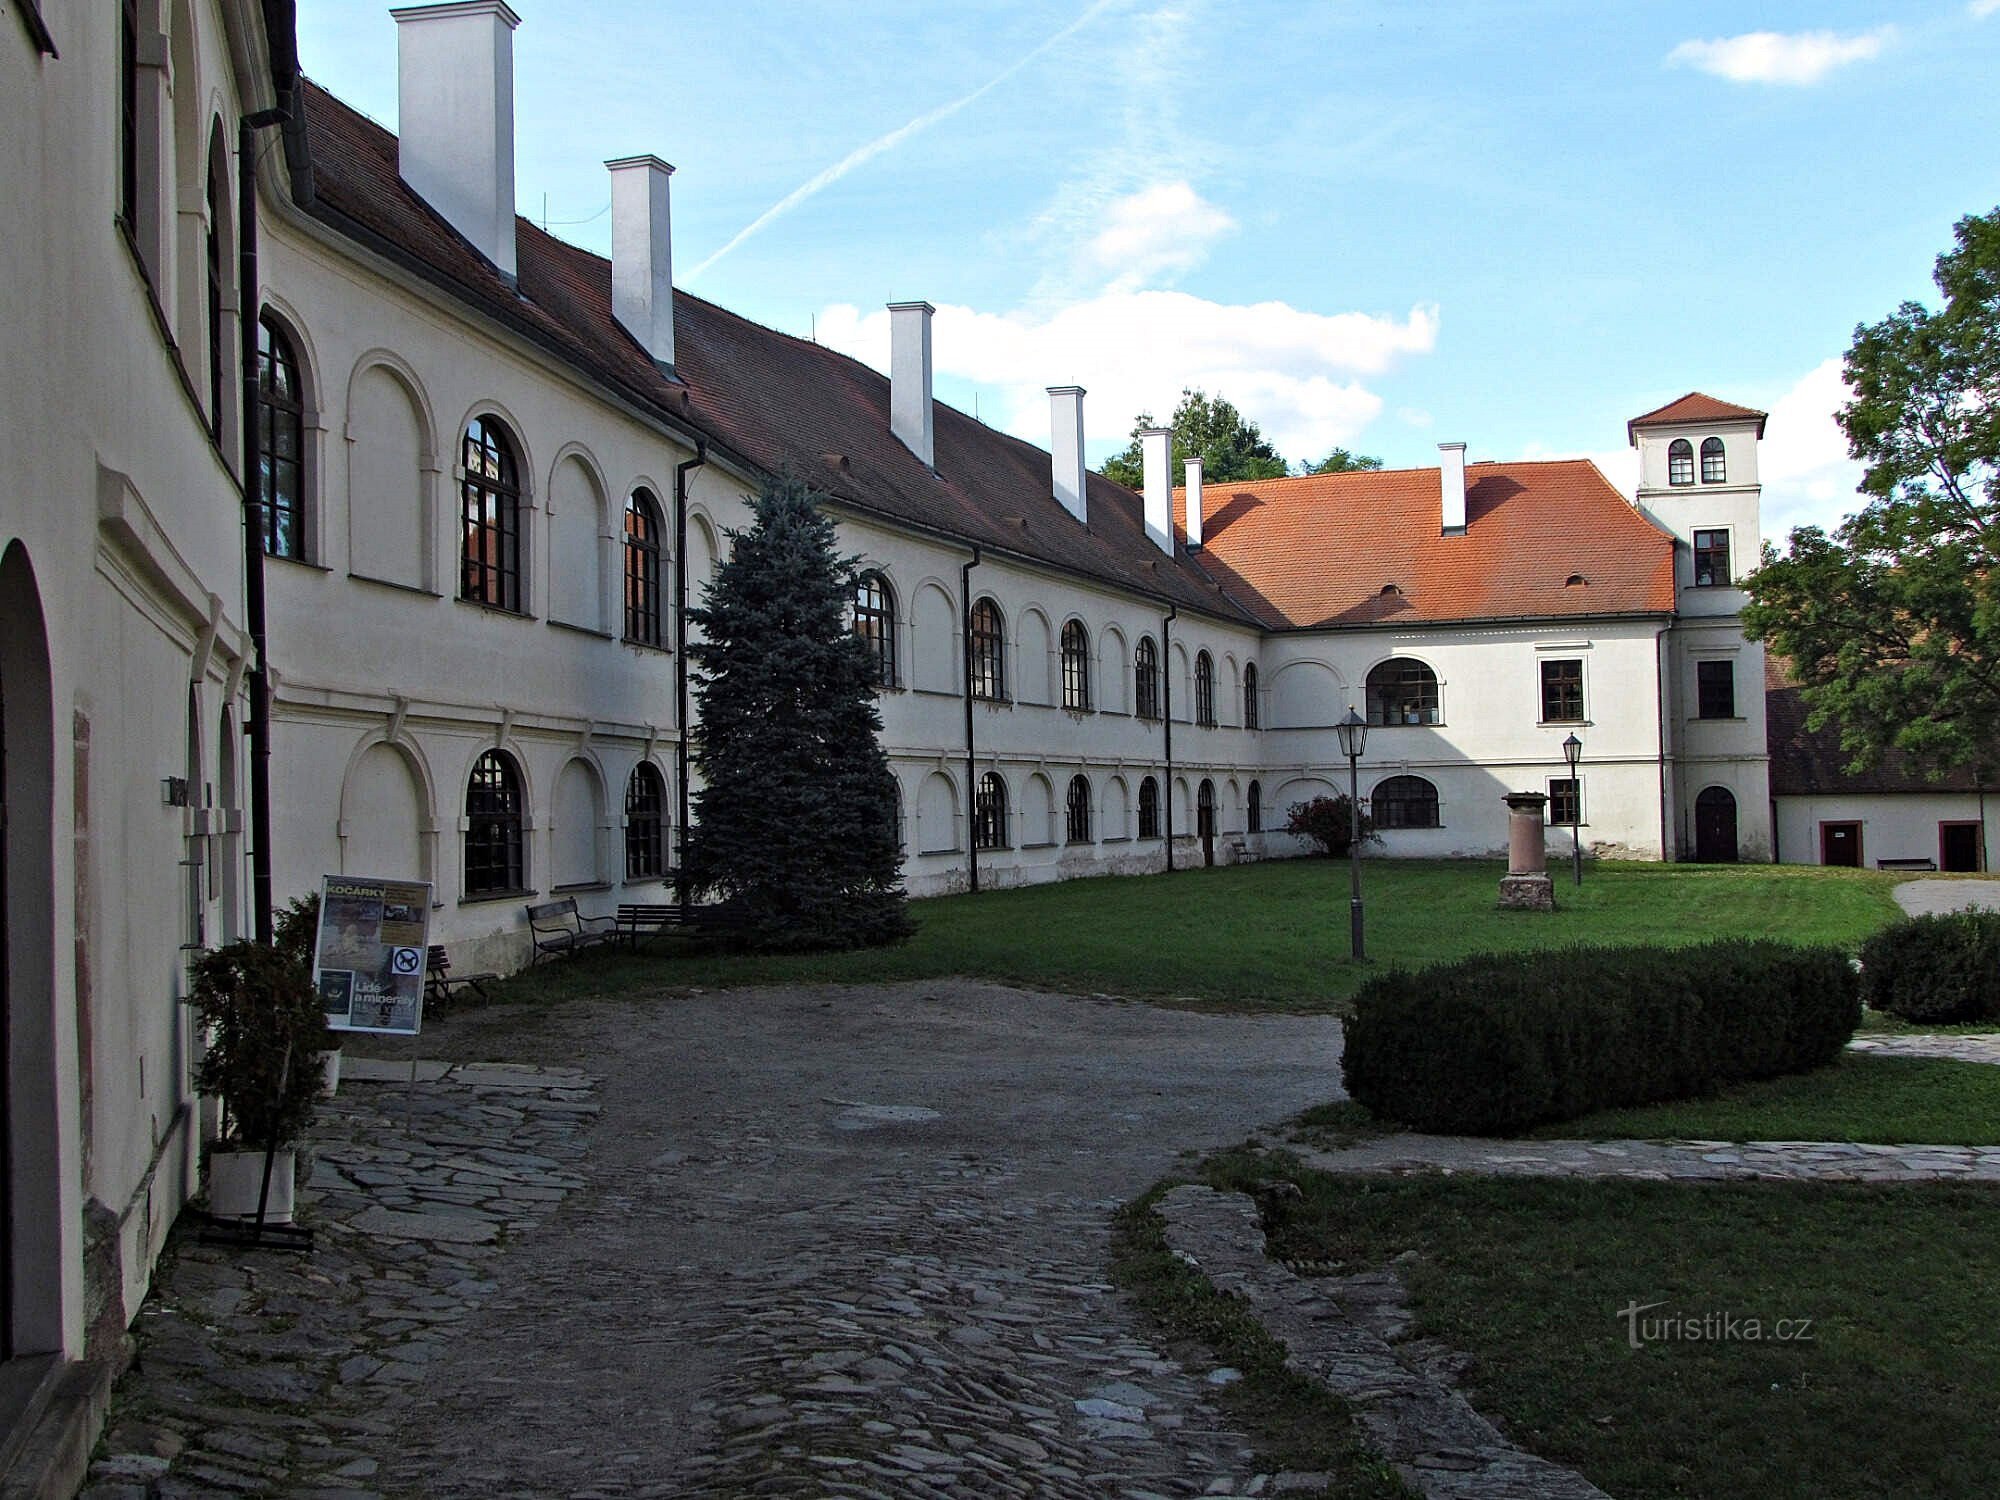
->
(1162, 603, 1177, 873)
(962, 545, 983, 892)
(673, 442, 707, 916)
(238, 102, 290, 946)
(1655, 623, 1673, 863)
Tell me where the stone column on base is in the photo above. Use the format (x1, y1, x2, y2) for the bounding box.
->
(1499, 792, 1556, 911)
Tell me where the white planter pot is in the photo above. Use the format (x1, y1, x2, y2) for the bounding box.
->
(207, 1148, 297, 1224)
(320, 1048, 342, 1098)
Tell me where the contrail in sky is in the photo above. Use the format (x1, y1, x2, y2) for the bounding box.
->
(685, 0, 1122, 282)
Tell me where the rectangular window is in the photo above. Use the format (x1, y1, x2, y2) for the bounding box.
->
(1693, 529, 1731, 588)
(1540, 659, 1583, 722)
(1696, 659, 1736, 719)
(1548, 777, 1582, 826)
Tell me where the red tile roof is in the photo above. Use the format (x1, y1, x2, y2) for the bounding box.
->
(1174, 462, 1676, 629)
(1627, 392, 1767, 442)
(1766, 656, 1994, 795)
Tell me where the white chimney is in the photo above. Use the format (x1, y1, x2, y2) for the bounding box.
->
(888, 301, 935, 466)
(394, 2, 521, 278)
(606, 155, 675, 369)
(1048, 386, 1087, 525)
(1439, 441, 1467, 534)
(1140, 427, 1173, 554)
(1185, 457, 1204, 550)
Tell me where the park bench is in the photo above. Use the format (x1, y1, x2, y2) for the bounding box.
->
(425, 945, 498, 1007)
(616, 901, 756, 949)
(525, 897, 619, 964)
(1876, 857, 1938, 872)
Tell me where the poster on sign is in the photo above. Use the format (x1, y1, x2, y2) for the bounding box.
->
(313, 875, 433, 1035)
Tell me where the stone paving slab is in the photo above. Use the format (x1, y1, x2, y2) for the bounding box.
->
(1295, 1134, 2000, 1183)
(1157, 1186, 1608, 1500)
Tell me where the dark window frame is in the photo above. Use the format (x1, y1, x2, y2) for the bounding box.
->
(1668, 438, 1695, 487)
(256, 313, 306, 560)
(969, 598, 1005, 701)
(624, 762, 667, 879)
(1135, 636, 1160, 720)
(624, 488, 665, 645)
(974, 771, 1009, 850)
(1366, 657, 1441, 726)
(1700, 436, 1726, 484)
(1693, 528, 1731, 588)
(854, 571, 896, 686)
(120, 0, 139, 226)
(1540, 658, 1583, 723)
(1065, 775, 1091, 844)
(1696, 659, 1736, 720)
(1194, 651, 1216, 727)
(205, 147, 227, 436)
(465, 750, 526, 896)
(1244, 663, 1260, 729)
(1060, 620, 1091, 710)
(1548, 776, 1582, 827)
(460, 416, 523, 612)
(1138, 775, 1161, 839)
(1372, 774, 1440, 830)
(1247, 780, 1262, 833)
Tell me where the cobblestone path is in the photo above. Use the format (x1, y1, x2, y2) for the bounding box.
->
(1295, 1134, 2000, 1183)
(96, 983, 1350, 1498)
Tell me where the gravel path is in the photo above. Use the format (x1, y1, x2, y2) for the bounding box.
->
(1295, 1135, 2000, 1183)
(1892, 878, 2000, 917)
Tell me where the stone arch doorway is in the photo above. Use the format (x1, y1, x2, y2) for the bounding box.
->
(0, 541, 62, 1359)
(1197, 778, 1217, 867)
(1694, 786, 1738, 864)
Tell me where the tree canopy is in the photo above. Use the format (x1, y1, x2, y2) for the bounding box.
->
(1298, 448, 1385, 475)
(1101, 388, 1290, 488)
(1743, 205, 2000, 774)
(684, 477, 912, 951)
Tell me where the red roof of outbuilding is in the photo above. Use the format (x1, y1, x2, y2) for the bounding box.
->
(1174, 461, 1677, 629)
(1627, 392, 1767, 442)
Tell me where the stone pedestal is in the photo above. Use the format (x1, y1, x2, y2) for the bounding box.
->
(1499, 791, 1556, 912)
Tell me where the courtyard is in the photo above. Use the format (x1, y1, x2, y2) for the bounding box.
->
(83, 863, 2000, 1498)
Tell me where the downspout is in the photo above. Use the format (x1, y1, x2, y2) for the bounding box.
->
(1656, 622, 1673, 863)
(673, 442, 708, 916)
(1162, 603, 1178, 872)
(238, 102, 290, 945)
(962, 546, 983, 893)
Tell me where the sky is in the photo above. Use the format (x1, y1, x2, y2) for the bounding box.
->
(295, 2, 2000, 546)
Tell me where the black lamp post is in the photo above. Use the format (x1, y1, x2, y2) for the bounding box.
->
(1336, 707, 1369, 958)
(1563, 731, 1584, 888)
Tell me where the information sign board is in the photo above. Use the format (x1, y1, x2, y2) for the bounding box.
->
(312, 875, 433, 1035)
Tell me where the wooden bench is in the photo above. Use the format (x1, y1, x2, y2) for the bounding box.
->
(525, 898, 619, 964)
(616, 901, 756, 949)
(1877, 857, 1939, 872)
(425, 945, 498, 1007)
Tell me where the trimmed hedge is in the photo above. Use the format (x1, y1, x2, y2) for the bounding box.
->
(1860, 912, 2000, 1023)
(1342, 941, 1860, 1136)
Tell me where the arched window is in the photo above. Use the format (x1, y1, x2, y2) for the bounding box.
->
(855, 571, 896, 686)
(970, 598, 1005, 700)
(1138, 775, 1161, 839)
(974, 771, 1009, 850)
(1059, 620, 1091, 710)
(205, 145, 228, 436)
(1066, 775, 1091, 843)
(256, 314, 306, 560)
(1700, 436, 1726, 484)
(625, 762, 666, 879)
(1667, 438, 1695, 487)
(1195, 651, 1216, 727)
(1197, 778, 1216, 835)
(465, 750, 526, 894)
(1243, 663, 1260, 729)
(624, 488, 665, 645)
(461, 416, 522, 611)
(1248, 780, 1262, 833)
(460, 418, 524, 612)
(1366, 658, 1440, 726)
(1372, 774, 1440, 830)
(1135, 636, 1160, 720)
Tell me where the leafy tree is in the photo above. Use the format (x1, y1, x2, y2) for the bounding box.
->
(1283, 794, 1379, 858)
(1743, 206, 2000, 773)
(684, 477, 912, 951)
(1297, 448, 1384, 475)
(1101, 388, 1290, 489)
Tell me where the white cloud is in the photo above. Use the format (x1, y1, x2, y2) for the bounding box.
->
(1085, 182, 1236, 292)
(815, 292, 1439, 462)
(1666, 27, 1894, 86)
(1973, 0, 2000, 19)
(1759, 357, 1863, 543)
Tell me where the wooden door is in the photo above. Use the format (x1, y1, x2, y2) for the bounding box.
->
(1694, 787, 1738, 863)
(1820, 821, 1862, 868)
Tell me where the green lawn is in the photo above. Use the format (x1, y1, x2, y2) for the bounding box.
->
(489, 859, 1903, 1014)
(1536, 1053, 2000, 1146)
(1212, 1158, 2000, 1499)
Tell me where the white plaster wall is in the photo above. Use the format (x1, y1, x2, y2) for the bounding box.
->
(1775, 792, 1995, 871)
